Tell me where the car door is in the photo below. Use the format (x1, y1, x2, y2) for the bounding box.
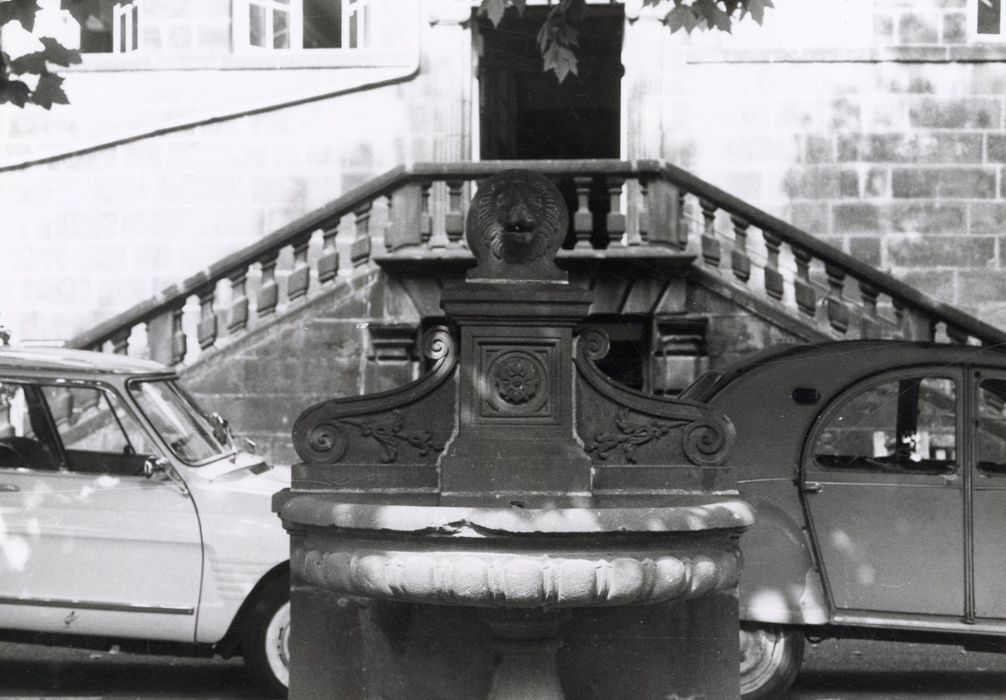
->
(802, 368, 966, 619)
(0, 379, 203, 641)
(973, 371, 1006, 621)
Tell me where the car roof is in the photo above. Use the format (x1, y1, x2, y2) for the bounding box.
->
(683, 339, 1006, 401)
(0, 346, 172, 376)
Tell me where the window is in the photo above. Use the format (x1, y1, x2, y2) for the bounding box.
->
(972, 0, 1006, 40)
(128, 380, 231, 465)
(75, 0, 140, 53)
(42, 385, 154, 457)
(977, 378, 1006, 475)
(813, 376, 957, 474)
(0, 382, 153, 475)
(236, 0, 373, 50)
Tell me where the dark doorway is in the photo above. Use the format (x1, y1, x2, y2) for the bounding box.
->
(477, 7, 624, 160)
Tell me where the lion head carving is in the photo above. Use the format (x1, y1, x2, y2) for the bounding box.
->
(467, 171, 567, 274)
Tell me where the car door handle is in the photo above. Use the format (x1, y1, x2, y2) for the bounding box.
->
(802, 481, 823, 494)
(0, 483, 20, 493)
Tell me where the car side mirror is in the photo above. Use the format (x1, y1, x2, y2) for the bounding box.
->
(143, 456, 169, 479)
(209, 411, 233, 446)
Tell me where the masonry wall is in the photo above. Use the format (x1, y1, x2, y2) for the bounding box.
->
(5, 0, 1006, 345)
(651, 0, 1006, 328)
(0, 0, 465, 342)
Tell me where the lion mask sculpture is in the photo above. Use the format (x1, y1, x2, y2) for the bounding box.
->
(467, 171, 567, 277)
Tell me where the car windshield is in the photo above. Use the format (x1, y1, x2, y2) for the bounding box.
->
(128, 379, 232, 465)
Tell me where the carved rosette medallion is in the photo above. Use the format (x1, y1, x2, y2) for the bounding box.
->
(483, 350, 551, 416)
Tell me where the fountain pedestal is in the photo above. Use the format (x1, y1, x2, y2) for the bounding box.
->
(276, 170, 753, 699)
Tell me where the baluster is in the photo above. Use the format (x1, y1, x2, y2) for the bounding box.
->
(632, 177, 649, 246)
(730, 216, 752, 283)
(351, 201, 372, 267)
(196, 285, 218, 349)
(111, 328, 130, 355)
(674, 189, 687, 248)
(793, 246, 817, 317)
(445, 179, 465, 245)
(605, 175, 626, 246)
(762, 231, 784, 301)
(318, 221, 340, 283)
(385, 183, 423, 251)
(428, 181, 449, 249)
(228, 268, 249, 333)
(893, 299, 935, 340)
(700, 199, 720, 268)
(170, 305, 187, 365)
(859, 281, 880, 338)
(420, 180, 433, 245)
(946, 324, 969, 344)
(573, 176, 593, 249)
(257, 251, 279, 316)
(287, 233, 311, 301)
(824, 264, 850, 334)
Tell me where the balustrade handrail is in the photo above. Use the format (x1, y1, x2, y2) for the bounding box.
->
(66, 160, 665, 351)
(66, 158, 1006, 356)
(656, 162, 1006, 346)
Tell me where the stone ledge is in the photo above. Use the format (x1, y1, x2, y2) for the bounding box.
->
(685, 44, 1006, 63)
(373, 246, 696, 277)
(277, 497, 754, 532)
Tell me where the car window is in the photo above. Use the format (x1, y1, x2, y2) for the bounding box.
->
(40, 384, 156, 476)
(977, 378, 1006, 476)
(813, 376, 957, 475)
(0, 382, 60, 471)
(128, 380, 231, 465)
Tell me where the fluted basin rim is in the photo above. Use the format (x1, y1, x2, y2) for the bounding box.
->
(279, 496, 754, 535)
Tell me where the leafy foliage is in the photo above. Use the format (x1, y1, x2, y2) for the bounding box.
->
(478, 0, 773, 82)
(0, 0, 83, 109)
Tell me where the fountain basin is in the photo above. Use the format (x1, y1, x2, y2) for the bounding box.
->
(281, 498, 753, 609)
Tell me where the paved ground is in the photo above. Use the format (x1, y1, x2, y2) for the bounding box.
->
(0, 637, 1002, 698)
(787, 638, 1006, 699)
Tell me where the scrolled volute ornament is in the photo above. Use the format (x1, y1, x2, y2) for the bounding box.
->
(305, 422, 348, 463)
(421, 325, 454, 364)
(578, 328, 611, 363)
(682, 417, 735, 466)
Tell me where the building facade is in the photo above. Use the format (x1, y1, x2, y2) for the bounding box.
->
(3, 0, 1006, 341)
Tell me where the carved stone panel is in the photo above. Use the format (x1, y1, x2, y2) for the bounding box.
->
(477, 341, 558, 422)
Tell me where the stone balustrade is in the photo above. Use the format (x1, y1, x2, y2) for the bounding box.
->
(67, 159, 1006, 364)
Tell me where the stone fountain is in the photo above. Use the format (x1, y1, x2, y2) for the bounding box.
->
(275, 170, 754, 699)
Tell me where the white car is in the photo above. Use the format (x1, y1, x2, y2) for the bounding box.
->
(0, 347, 290, 696)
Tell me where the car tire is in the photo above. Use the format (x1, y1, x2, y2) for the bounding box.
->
(241, 575, 290, 698)
(739, 624, 804, 700)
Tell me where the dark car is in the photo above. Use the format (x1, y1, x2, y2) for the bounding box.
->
(680, 340, 1006, 699)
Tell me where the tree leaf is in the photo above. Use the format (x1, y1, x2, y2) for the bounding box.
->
(7, 0, 40, 32)
(9, 50, 46, 75)
(744, 0, 772, 24)
(511, 0, 526, 16)
(543, 44, 577, 83)
(39, 36, 82, 66)
(693, 0, 733, 32)
(478, 0, 506, 27)
(32, 72, 69, 109)
(0, 79, 31, 107)
(60, 0, 91, 26)
(665, 5, 698, 34)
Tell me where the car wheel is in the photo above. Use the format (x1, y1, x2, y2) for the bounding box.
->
(241, 576, 290, 698)
(739, 624, 804, 700)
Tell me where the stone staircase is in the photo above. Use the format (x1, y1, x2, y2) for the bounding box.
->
(66, 159, 1006, 464)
